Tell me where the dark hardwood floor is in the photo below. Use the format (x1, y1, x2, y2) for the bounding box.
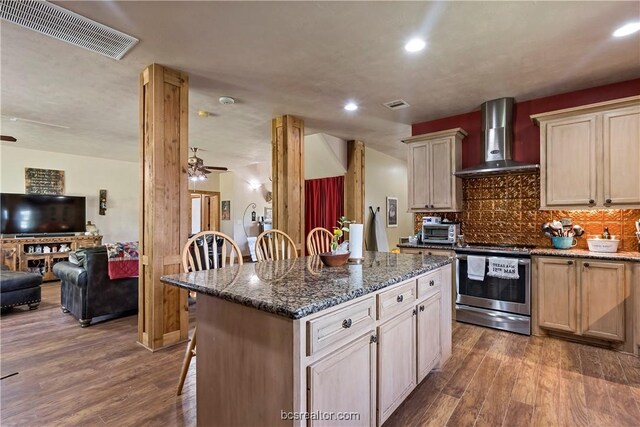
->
(1, 283, 196, 426)
(2, 283, 639, 426)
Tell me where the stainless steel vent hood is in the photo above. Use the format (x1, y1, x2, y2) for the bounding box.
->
(455, 97, 539, 177)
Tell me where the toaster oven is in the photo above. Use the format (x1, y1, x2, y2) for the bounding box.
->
(421, 223, 459, 244)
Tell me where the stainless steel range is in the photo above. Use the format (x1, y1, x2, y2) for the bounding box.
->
(455, 244, 533, 335)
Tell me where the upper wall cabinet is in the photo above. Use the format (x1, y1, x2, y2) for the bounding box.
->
(403, 128, 466, 212)
(533, 96, 640, 210)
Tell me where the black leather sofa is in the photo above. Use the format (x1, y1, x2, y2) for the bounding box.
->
(52, 246, 138, 327)
(0, 265, 42, 311)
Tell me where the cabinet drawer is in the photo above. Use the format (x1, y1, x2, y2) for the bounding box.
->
(377, 280, 417, 321)
(417, 269, 442, 300)
(307, 298, 375, 356)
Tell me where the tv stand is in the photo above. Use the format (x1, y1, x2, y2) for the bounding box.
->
(14, 232, 77, 238)
(0, 235, 102, 282)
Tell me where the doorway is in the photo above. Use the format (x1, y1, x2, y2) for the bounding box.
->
(190, 190, 220, 234)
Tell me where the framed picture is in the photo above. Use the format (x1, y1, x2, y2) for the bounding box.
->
(264, 207, 273, 222)
(386, 197, 398, 227)
(221, 200, 231, 221)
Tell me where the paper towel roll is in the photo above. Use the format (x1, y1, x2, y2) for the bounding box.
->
(349, 223, 364, 260)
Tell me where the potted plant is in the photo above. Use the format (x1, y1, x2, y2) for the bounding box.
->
(319, 216, 351, 267)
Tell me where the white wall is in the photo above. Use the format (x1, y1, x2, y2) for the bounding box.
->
(364, 146, 412, 250)
(219, 163, 272, 256)
(0, 145, 138, 243)
(305, 133, 347, 179)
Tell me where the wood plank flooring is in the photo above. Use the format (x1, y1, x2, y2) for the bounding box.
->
(386, 321, 640, 427)
(2, 283, 639, 426)
(1, 283, 196, 426)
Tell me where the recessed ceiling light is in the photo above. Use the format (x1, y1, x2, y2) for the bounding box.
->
(219, 96, 235, 105)
(613, 22, 640, 37)
(404, 38, 426, 53)
(344, 102, 358, 111)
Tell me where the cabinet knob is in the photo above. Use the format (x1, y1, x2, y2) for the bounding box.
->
(584, 262, 590, 268)
(605, 198, 612, 204)
(424, 204, 429, 208)
(419, 305, 425, 312)
(567, 260, 573, 265)
(588, 199, 595, 204)
(427, 252, 432, 256)
(397, 295, 404, 303)
(341, 318, 352, 329)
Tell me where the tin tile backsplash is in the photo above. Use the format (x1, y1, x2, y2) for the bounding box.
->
(414, 171, 640, 251)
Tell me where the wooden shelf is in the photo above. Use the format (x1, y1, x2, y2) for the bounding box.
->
(1, 235, 102, 282)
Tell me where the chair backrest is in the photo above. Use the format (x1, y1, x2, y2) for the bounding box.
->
(182, 231, 243, 273)
(306, 227, 333, 256)
(255, 229, 298, 262)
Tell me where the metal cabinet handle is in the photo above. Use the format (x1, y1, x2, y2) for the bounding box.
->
(584, 262, 590, 268)
(419, 305, 425, 312)
(427, 252, 432, 256)
(341, 318, 352, 329)
(412, 308, 417, 316)
(588, 199, 595, 204)
(397, 295, 404, 303)
(424, 204, 429, 208)
(567, 260, 573, 265)
(605, 198, 612, 204)
(429, 280, 435, 286)
(370, 335, 378, 344)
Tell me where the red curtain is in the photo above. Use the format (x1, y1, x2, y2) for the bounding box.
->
(305, 176, 344, 236)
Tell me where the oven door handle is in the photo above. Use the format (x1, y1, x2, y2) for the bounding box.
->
(455, 254, 530, 265)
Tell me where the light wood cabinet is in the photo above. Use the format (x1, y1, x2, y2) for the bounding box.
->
(0, 242, 19, 271)
(535, 257, 629, 344)
(537, 257, 578, 333)
(580, 261, 625, 342)
(416, 293, 441, 383)
(307, 332, 376, 427)
(533, 96, 640, 209)
(603, 105, 640, 206)
(403, 128, 466, 212)
(377, 308, 416, 425)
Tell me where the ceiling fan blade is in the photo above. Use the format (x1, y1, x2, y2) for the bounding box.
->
(1, 135, 17, 142)
(203, 166, 228, 171)
(201, 169, 212, 174)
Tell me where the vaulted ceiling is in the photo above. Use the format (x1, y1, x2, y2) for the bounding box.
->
(1, 1, 638, 169)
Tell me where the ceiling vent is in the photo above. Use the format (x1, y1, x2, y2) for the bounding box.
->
(0, 0, 138, 60)
(383, 99, 410, 110)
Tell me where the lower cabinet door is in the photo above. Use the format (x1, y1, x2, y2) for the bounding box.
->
(307, 331, 376, 427)
(580, 261, 626, 341)
(537, 257, 578, 333)
(417, 293, 441, 382)
(377, 309, 416, 425)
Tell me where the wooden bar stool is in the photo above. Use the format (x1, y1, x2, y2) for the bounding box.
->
(255, 229, 298, 261)
(177, 231, 243, 396)
(306, 227, 333, 255)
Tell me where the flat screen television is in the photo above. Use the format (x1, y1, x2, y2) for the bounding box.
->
(1, 193, 87, 235)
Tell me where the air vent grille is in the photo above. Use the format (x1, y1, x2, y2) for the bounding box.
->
(383, 99, 410, 110)
(0, 0, 138, 60)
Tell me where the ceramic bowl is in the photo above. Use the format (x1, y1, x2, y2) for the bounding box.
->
(319, 252, 350, 267)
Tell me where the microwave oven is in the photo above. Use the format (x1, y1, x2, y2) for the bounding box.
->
(421, 223, 459, 244)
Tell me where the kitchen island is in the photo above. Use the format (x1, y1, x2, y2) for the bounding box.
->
(161, 251, 452, 427)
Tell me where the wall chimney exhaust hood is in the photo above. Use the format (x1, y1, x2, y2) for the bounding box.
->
(454, 97, 539, 177)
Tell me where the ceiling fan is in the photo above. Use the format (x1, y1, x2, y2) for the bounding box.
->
(187, 147, 227, 181)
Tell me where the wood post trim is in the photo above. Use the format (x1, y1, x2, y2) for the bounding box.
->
(138, 63, 189, 351)
(346, 140, 365, 225)
(272, 115, 305, 256)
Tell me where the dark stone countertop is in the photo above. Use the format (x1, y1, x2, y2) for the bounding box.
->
(531, 248, 640, 263)
(160, 251, 451, 319)
(397, 243, 455, 250)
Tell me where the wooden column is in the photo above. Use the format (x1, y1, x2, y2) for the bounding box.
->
(345, 140, 365, 224)
(272, 115, 305, 256)
(138, 64, 189, 351)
